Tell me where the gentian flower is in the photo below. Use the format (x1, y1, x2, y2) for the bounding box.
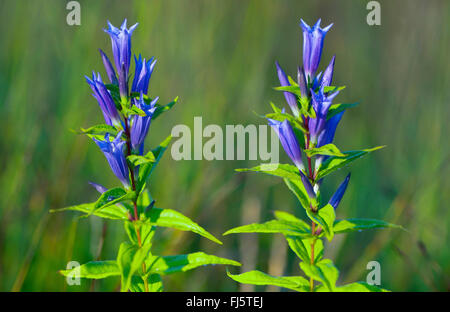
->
(93, 131, 130, 188)
(131, 54, 157, 95)
(315, 111, 344, 170)
(276, 61, 300, 117)
(99, 49, 118, 85)
(297, 67, 308, 97)
(88, 181, 108, 194)
(268, 119, 305, 172)
(320, 55, 335, 88)
(309, 86, 340, 145)
(300, 18, 333, 82)
(328, 173, 351, 209)
(85, 72, 121, 127)
(299, 170, 316, 201)
(131, 94, 158, 150)
(104, 19, 138, 100)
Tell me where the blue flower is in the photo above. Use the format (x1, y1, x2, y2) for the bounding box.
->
(276, 61, 299, 117)
(85, 72, 121, 127)
(131, 54, 157, 95)
(300, 19, 333, 82)
(328, 173, 351, 210)
(309, 87, 339, 145)
(320, 55, 335, 88)
(99, 49, 118, 85)
(299, 170, 316, 201)
(268, 119, 305, 172)
(104, 19, 138, 99)
(131, 94, 158, 150)
(93, 131, 130, 188)
(315, 111, 345, 171)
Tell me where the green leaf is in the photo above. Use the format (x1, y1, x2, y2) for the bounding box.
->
(299, 259, 339, 291)
(145, 252, 240, 275)
(335, 282, 389, 292)
(305, 143, 346, 158)
(50, 202, 129, 220)
(323, 85, 346, 93)
(274, 210, 311, 230)
(152, 97, 179, 121)
(285, 237, 323, 264)
(90, 188, 136, 216)
(269, 101, 283, 114)
(273, 85, 302, 97)
(299, 96, 316, 119)
(75, 124, 119, 139)
(306, 204, 335, 241)
(227, 270, 309, 292)
(127, 152, 156, 167)
(117, 242, 153, 292)
(124, 221, 155, 246)
(137, 135, 172, 193)
(265, 111, 307, 133)
(284, 178, 313, 210)
(327, 102, 359, 120)
(141, 208, 222, 244)
(236, 163, 301, 181)
(334, 218, 404, 234)
(130, 274, 164, 292)
(223, 219, 311, 237)
(59, 260, 119, 279)
(316, 146, 386, 180)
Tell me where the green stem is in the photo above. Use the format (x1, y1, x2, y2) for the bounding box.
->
(123, 115, 149, 292)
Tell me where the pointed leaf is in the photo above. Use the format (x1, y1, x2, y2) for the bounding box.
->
(305, 143, 346, 158)
(334, 218, 405, 234)
(306, 204, 335, 241)
(316, 146, 386, 180)
(117, 242, 153, 292)
(137, 135, 172, 193)
(227, 270, 309, 292)
(145, 252, 240, 275)
(335, 282, 389, 292)
(223, 219, 311, 237)
(59, 260, 119, 279)
(300, 259, 339, 291)
(236, 163, 301, 181)
(141, 208, 222, 244)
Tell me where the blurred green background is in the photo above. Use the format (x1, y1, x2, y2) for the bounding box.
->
(0, 0, 448, 292)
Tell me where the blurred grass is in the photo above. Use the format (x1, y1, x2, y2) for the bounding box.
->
(0, 0, 448, 291)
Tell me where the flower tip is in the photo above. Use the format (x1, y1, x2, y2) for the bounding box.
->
(323, 23, 333, 32)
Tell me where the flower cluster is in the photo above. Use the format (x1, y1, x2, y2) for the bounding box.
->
(86, 19, 158, 190)
(269, 18, 349, 212)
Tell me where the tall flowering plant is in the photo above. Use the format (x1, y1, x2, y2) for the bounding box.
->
(225, 19, 403, 292)
(52, 20, 239, 292)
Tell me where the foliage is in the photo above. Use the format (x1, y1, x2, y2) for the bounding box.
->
(225, 18, 403, 292)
